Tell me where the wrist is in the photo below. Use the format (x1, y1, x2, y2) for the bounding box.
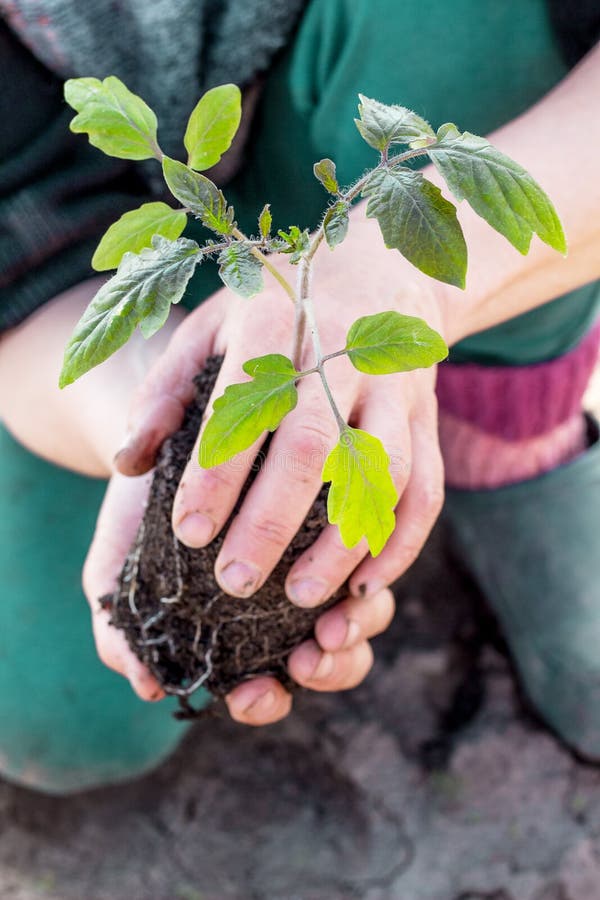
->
(0, 279, 186, 478)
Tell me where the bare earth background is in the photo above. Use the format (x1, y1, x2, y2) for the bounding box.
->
(2, 377, 600, 900)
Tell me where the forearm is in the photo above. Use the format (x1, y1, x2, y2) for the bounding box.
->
(436, 42, 600, 344)
(0, 278, 185, 476)
(318, 43, 600, 348)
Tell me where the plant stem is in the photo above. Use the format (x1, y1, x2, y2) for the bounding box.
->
(291, 300, 307, 370)
(198, 241, 232, 256)
(231, 226, 296, 304)
(285, 142, 433, 413)
(294, 255, 346, 434)
(335, 145, 430, 207)
(320, 348, 349, 364)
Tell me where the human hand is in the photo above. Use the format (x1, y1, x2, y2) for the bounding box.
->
(113, 215, 448, 720)
(82, 466, 396, 722)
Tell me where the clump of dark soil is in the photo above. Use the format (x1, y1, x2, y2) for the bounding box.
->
(105, 356, 341, 716)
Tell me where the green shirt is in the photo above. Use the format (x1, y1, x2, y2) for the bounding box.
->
(185, 0, 599, 365)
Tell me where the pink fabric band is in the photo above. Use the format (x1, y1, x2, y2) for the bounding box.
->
(435, 321, 600, 441)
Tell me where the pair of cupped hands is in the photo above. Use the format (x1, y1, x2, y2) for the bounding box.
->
(83, 219, 450, 725)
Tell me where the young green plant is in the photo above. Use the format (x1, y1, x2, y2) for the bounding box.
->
(59, 77, 566, 556)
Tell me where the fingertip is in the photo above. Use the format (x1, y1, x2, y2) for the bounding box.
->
(113, 436, 157, 477)
(289, 639, 374, 692)
(225, 676, 292, 725)
(127, 662, 165, 701)
(316, 611, 361, 652)
(173, 511, 217, 549)
(288, 639, 333, 684)
(116, 393, 189, 476)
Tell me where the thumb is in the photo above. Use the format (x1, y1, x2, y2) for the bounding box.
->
(115, 296, 225, 476)
(83, 472, 165, 701)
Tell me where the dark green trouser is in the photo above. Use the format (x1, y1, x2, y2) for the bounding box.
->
(0, 426, 194, 794)
(1, 0, 597, 794)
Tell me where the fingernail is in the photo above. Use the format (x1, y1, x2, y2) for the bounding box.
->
(113, 440, 134, 468)
(113, 434, 152, 475)
(300, 643, 335, 680)
(219, 560, 262, 597)
(345, 619, 361, 647)
(244, 690, 276, 716)
(288, 577, 330, 608)
(312, 651, 335, 680)
(176, 512, 216, 548)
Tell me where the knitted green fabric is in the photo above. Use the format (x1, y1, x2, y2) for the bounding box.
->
(2, 1, 599, 359)
(0, 0, 306, 157)
(0, 2, 306, 331)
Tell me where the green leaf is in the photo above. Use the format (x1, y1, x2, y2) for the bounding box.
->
(428, 129, 567, 254)
(345, 311, 448, 374)
(323, 201, 350, 249)
(314, 158, 339, 194)
(162, 156, 235, 235)
(362, 168, 467, 288)
(199, 354, 299, 466)
(355, 95, 435, 152)
(276, 225, 310, 264)
(218, 243, 264, 297)
(322, 427, 398, 556)
(184, 83, 242, 171)
(59, 236, 200, 387)
(91, 202, 187, 271)
(64, 76, 158, 160)
(258, 204, 272, 239)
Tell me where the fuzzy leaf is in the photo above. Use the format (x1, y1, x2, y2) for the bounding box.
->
(258, 204, 272, 239)
(323, 201, 350, 249)
(59, 236, 200, 387)
(323, 428, 398, 556)
(199, 354, 299, 466)
(345, 311, 448, 374)
(314, 158, 339, 194)
(276, 225, 310, 263)
(64, 76, 158, 160)
(428, 129, 567, 254)
(162, 156, 235, 235)
(218, 243, 264, 297)
(92, 202, 187, 271)
(355, 95, 435, 152)
(362, 168, 467, 287)
(184, 83, 242, 171)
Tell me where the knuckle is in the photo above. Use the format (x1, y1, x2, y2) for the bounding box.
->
(247, 514, 291, 551)
(328, 525, 365, 560)
(419, 482, 445, 517)
(289, 417, 335, 469)
(194, 463, 238, 497)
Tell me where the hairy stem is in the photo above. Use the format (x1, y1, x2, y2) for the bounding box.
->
(231, 226, 296, 304)
(338, 144, 430, 207)
(295, 255, 346, 434)
(284, 143, 433, 404)
(291, 300, 307, 370)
